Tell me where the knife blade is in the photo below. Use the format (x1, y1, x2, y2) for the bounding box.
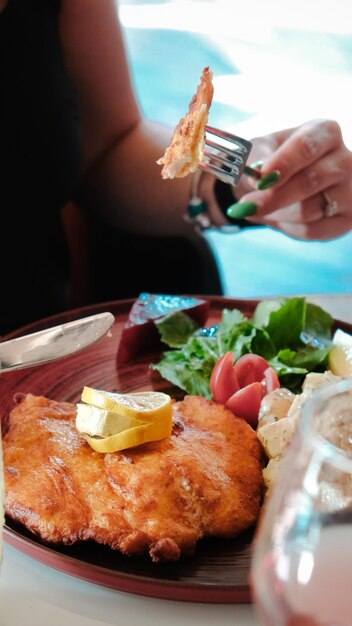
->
(0, 312, 115, 373)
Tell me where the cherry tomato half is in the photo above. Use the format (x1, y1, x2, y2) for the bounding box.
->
(210, 351, 239, 404)
(234, 354, 269, 387)
(225, 382, 263, 429)
(262, 366, 280, 394)
(210, 352, 280, 428)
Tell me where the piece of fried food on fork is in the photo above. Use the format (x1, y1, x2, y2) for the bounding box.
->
(157, 66, 214, 179)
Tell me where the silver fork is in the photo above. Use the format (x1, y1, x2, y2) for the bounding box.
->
(200, 125, 261, 186)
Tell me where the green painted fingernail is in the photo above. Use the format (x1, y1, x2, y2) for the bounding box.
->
(257, 170, 280, 190)
(226, 201, 257, 219)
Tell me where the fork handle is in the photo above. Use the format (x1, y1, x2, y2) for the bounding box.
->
(243, 165, 262, 180)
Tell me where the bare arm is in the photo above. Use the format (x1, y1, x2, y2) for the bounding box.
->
(59, 0, 194, 236)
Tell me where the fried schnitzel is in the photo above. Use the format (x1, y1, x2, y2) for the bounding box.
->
(3, 393, 263, 562)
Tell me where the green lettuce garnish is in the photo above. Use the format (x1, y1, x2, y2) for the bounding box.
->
(151, 297, 333, 397)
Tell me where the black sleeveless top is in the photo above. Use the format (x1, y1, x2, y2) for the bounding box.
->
(0, 0, 222, 336)
(0, 0, 82, 334)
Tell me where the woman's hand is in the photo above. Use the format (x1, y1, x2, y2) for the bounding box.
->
(228, 119, 352, 240)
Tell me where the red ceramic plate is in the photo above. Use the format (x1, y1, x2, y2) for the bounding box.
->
(2, 297, 349, 603)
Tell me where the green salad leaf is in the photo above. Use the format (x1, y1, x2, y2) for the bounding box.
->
(154, 311, 198, 347)
(151, 297, 334, 397)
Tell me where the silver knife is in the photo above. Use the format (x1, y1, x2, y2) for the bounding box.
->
(0, 312, 115, 373)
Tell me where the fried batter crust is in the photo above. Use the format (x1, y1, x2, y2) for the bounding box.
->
(157, 66, 214, 178)
(3, 393, 263, 562)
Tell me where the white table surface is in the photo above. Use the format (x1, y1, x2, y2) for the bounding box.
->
(0, 542, 261, 626)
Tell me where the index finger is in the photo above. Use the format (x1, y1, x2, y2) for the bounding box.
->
(258, 119, 343, 184)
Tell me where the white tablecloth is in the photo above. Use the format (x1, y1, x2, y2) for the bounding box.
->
(0, 543, 261, 626)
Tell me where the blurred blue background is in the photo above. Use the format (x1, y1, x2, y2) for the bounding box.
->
(118, 0, 352, 297)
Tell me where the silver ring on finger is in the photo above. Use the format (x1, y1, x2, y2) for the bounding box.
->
(322, 191, 338, 218)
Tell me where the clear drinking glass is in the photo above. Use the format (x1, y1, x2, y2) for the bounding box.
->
(251, 378, 352, 626)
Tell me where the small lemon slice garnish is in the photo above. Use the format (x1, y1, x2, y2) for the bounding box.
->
(83, 419, 172, 453)
(328, 329, 352, 376)
(76, 388, 172, 453)
(81, 387, 171, 420)
(76, 403, 142, 438)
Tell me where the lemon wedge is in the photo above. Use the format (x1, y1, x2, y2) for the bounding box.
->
(83, 419, 172, 453)
(81, 387, 171, 419)
(328, 329, 352, 376)
(76, 403, 142, 438)
(77, 388, 172, 453)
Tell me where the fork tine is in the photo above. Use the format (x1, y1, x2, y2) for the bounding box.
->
(199, 160, 236, 186)
(203, 141, 248, 185)
(204, 148, 242, 178)
(205, 139, 246, 165)
(206, 125, 252, 154)
(202, 125, 261, 185)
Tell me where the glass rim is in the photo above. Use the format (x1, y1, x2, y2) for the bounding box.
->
(300, 377, 352, 472)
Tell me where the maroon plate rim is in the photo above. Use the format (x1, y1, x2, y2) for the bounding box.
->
(2, 296, 349, 603)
